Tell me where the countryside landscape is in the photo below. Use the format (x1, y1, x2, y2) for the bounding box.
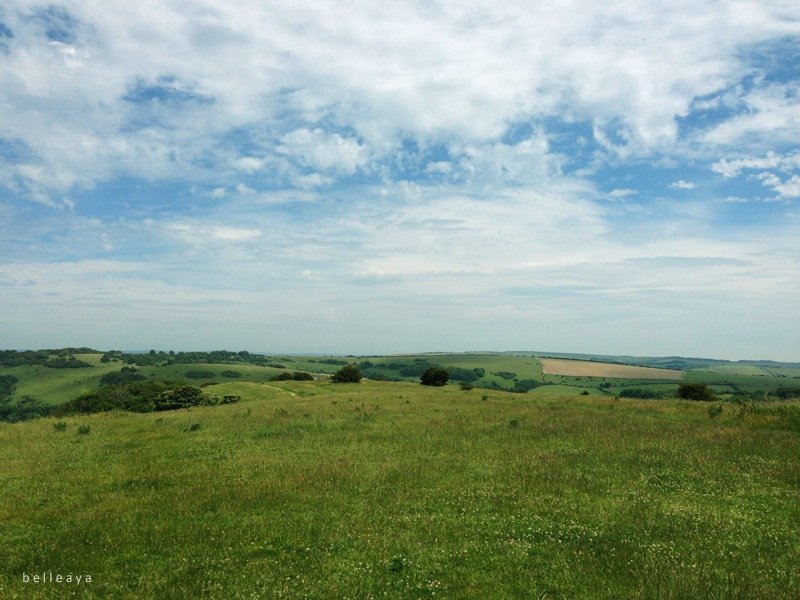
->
(1, 348, 799, 598)
(3, 0, 800, 598)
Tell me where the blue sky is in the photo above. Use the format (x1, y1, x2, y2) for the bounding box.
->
(1, 1, 799, 359)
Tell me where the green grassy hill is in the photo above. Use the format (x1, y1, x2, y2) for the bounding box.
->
(1, 380, 799, 599)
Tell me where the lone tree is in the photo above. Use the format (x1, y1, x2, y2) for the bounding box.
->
(331, 364, 363, 383)
(421, 366, 449, 387)
(677, 382, 715, 401)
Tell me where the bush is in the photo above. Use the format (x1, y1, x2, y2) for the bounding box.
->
(271, 371, 314, 381)
(188, 423, 201, 432)
(77, 425, 91, 435)
(460, 382, 474, 391)
(220, 370, 242, 378)
(447, 367, 485, 383)
(773, 387, 800, 400)
(53, 421, 67, 431)
(221, 394, 241, 404)
(421, 367, 449, 387)
(677, 382, 715, 401)
(185, 370, 216, 379)
(0, 396, 50, 422)
(512, 379, 539, 393)
(708, 404, 724, 418)
(154, 386, 211, 411)
(493, 371, 517, 380)
(619, 388, 665, 399)
(45, 357, 92, 369)
(331, 364, 363, 383)
(0, 374, 18, 401)
(100, 367, 146, 386)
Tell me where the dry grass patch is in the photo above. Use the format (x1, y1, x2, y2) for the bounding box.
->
(541, 358, 683, 379)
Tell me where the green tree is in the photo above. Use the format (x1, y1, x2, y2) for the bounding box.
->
(677, 382, 715, 401)
(421, 366, 449, 387)
(331, 364, 363, 383)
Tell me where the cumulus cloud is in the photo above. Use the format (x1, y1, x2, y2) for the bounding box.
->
(670, 180, 695, 189)
(1, 0, 798, 199)
(277, 128, 368, 174)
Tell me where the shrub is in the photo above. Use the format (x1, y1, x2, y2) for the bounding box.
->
(460, 382, 474, 391)
(0, 396, 50, 422)
(220, 370, 242, 378)
(271, 371, 314, 381)
(493, 371, 517, 380)
(619, 388, 665, 399)
(0, 374, 18, 401)
(708, 404, 724, 418)
(773, 387, 800, 400)
(331, 364, 363, 383)
(44, 357, 92, 369)
(100, 367, 146, 386)
(53, 421, 67, 431)
(447, 367, 485, 383)
(677, 382, 715, 401)
(185, 370, 216, 379)
(512, 379, 539, 393)
(77, 425, 91, 435)
(221, 394, 241, 404)
(154, 386, 211, 411)
(188, 423, 201, 431)
(420, 367, 449, 387)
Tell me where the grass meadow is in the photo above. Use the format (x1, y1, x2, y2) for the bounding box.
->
(1, 380, 799, 599)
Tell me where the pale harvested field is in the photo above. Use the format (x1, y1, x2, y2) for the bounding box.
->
(540, 358, 683, 379)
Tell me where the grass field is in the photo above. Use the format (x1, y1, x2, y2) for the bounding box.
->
(1, 380, 799, 599)
(693, 365, 774, 377)
(540, 359, 683, 380)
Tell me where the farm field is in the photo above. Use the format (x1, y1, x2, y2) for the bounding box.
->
(540, 358, 684, 380)
(1, 380, 799, 599)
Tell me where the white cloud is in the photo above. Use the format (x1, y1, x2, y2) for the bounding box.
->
(670, 180, 695, 189)
(232, 156, 265, 173)
(701, 83, 800, 147)
(608, 188, 637, 199)
(235, 183, 255, 195)
(211, 187, 226, 198)
(2, 0, 799, 199)
(773, 175, 800, 198)
(712, 151, 800, 178)
(210, 226, 262, 241)
(278, 128, 368, 174)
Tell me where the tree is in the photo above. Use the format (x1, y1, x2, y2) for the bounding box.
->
(331, 364, 363, 383)
(677, 382, 715, 401)
(154, 385, 210, 411)
(421, 366, 449, 387)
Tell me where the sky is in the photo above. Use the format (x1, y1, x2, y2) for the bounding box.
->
(1, 1, 799, 360)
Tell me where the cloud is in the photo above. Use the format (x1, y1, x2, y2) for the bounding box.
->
(278, 128, 368, 174)
(1, 1, 799, 200)
(712, 150, 800, 177)
(210, 226, 262, 241)
(670, 180, 695, 189)
(700, 83, 800, 148)
(608, 188, 637, 199)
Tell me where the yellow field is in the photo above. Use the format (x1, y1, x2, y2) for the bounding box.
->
(540, 358, 683, 379)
